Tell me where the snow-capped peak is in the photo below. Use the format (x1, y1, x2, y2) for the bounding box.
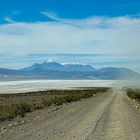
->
(42, 59, 55, 64)
(63, 62, 88, 66)
(47, 59, 55, 63)
(63, 62, 79, 65)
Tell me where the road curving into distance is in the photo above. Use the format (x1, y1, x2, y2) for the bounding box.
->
(1, 88, 140, 140)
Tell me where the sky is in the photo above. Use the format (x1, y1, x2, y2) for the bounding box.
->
(0, 0, 140, 71)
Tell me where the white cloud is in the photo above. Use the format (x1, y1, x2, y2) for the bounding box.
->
(41, 11, 107, 27)
(4, 16, 15, 23)
(41, 11, 60, 21)
(0, 15, 140, 70)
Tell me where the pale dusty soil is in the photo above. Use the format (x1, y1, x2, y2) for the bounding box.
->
(0, 89, 140, 140)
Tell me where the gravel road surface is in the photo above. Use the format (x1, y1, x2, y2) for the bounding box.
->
(0, 89, 140, 140)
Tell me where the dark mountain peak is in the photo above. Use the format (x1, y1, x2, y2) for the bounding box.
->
(64, 62, 96, 72)
(41, 60, 62, 67)
(21, 60, 63, 72)
(32, 63, 40, 67)
(99, 67, 134, 73)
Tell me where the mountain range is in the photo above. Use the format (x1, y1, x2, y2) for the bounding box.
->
(0, 60, 140, 80)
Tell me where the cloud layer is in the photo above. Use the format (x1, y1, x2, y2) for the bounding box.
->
(0, 14, 140, 71)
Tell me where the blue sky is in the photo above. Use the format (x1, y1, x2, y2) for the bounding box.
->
(0, 0, 140, 71)
(0, 0, 140, 23)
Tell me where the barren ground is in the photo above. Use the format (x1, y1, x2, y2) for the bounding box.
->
(0, 89, 140, 140)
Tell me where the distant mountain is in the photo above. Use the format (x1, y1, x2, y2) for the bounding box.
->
(95, 67, 140, 80)
(22, 60, 96, 72)
(0, 61, 140, 80)
(22, 61, 63, 72)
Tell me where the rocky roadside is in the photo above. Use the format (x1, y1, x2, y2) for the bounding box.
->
(127, 96, 140, 112)
(0, 104, 64, 138)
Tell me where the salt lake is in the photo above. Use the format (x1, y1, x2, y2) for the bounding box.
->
(0, 80, 139, 94)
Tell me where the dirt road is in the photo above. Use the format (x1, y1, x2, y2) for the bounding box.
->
(1, 89, 140, 140)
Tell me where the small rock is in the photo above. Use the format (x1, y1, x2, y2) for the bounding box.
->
(14, 122, 18, 126)
(8, 123, 13, 127)
(9, 129, 14, 133)
(36, 133, 40, 137)
(1, 127, 6, 131)
(136, 105, 139, 110)
(33, 116, 40, 120)
(21, 120, 25, 124)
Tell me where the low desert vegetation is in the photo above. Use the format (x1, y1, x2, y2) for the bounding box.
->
(0, 88, 109, 121)
(127, 88, 140, 101)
